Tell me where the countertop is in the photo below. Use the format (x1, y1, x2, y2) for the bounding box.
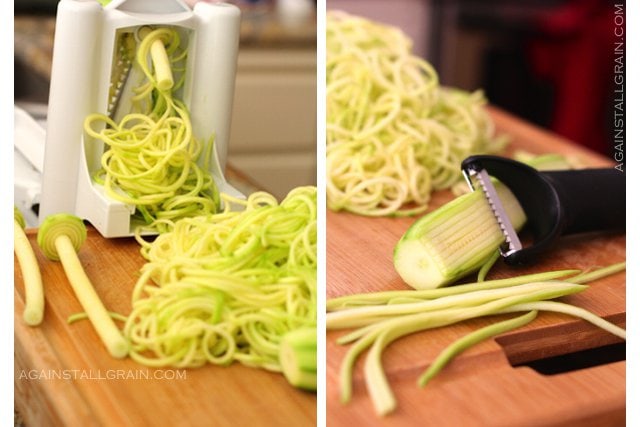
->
(14, 225, 316, 426)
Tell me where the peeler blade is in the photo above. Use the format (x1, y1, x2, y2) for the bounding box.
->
(462, 154, 625, 265)
(462, 166, 523, 257)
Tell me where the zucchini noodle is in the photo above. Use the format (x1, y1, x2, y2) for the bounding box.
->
(124, 186, 317, 370)
(84, 27, 219, 230)
(326, 11, 506, 216)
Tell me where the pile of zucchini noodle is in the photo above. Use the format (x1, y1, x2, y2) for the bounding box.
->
(125, 187, 317, 369)
(80, 26, 318, 372)
(84, 26, 219, 230)
(326, 11, 506, 216)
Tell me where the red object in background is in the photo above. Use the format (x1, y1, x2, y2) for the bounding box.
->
(528, 0, 617, 155)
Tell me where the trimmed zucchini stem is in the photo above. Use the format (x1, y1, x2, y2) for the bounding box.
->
(352, 284, 585, 416)
(14, 207, 45, 326)
(279, 328, 317, 391)
(326, 281, 576, 329)
(327, 269, 579, 311)
(568, 261, 626, 284)
(330, 263, 626, 417)
(37, 214, 129, 359)
(417, 310, 538, 387)
(499, 301, 626, 339)
(67, 311, 128, 325)
(513, 151, 578, 170)
(477, 250, 500, 282)
(393, 181, 526, 289)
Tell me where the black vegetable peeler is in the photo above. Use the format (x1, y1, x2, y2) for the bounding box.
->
(461, 155, 625, 266)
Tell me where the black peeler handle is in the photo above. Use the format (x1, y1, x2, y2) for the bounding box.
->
(541, 168, 625, 236)
(462, 155, 625, 265)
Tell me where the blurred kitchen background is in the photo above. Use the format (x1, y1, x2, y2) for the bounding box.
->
(14, 0, 317, 202)
(327, 0, 621, 157)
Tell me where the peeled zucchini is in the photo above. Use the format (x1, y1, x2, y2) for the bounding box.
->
(393, 182, 526, 289)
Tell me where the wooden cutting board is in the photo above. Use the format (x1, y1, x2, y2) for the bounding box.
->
(326, 108, 626, 426)
(14, 228, 316, 426)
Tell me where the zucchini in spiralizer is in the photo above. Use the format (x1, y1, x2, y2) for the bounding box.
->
(37, 214, 128, 359)
(85, 26, 220, 231)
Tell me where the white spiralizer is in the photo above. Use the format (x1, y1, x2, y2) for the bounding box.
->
(39, 0, 243, 237)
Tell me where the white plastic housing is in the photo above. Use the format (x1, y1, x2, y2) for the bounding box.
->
(39, 0, 242, 237)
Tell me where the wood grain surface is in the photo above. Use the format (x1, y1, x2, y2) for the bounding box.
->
(14, 228, 316, 427)
(14, 107, 626, 427)
(326, 108, 626, 426)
